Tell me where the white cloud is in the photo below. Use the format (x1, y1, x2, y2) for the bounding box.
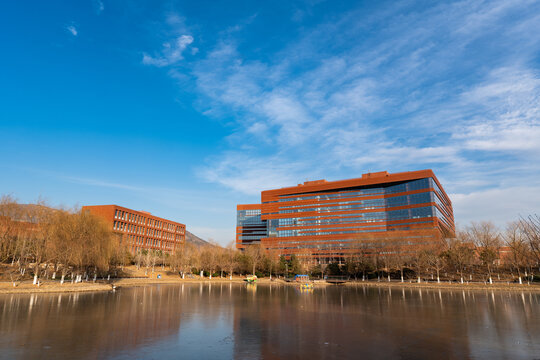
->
(188, 226, 236, 246)
(198, 152, 307, 195)
(452, 186, 540, 227)
(66, 25, 77, 36)
(190, 1, 540, 202)
(141, 1, 540, 228)
(455, 67, 540, 152)
(143, 35, 194, 67)
(63, 175, 143, 191)
(94, 0, 104, 14)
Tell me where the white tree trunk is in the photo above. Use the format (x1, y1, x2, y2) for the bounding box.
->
(401, 275, 404, 283)
(489, 277, 493, 284)
(519, 276, 522, 284)
(437, 276, 440, 283)
(33, 274, 38, 285)
(61, 274, 65, 285)
(417, 277, 421, 283)
(52, 272, 56, 280)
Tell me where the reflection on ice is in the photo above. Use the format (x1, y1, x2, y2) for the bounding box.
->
(0, 284, 539, 359)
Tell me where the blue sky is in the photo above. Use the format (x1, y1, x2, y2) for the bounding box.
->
(1, 0, 539, 244)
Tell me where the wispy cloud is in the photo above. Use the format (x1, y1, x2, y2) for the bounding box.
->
(94, 0, 104, 14)
(455, 66, 540, 152)
(142, 35, 194, 67)
(451, 185, 540, 225)
(63, 175, 143, 191)
(66, 25, 78, 36)
(144, 1, 540, 227)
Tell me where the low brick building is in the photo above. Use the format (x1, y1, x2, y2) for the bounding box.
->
(82, 205, 185, 254)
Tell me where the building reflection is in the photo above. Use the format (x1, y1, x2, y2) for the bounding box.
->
(0, 286, 185, 358)
(1, 284, 540, 359)
(231, 284, 540, 359)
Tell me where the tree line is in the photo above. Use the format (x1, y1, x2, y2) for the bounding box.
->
(331, 217, 540, 284)
(0, 196, 129, 285)
(170, 218, 540, 284)
(1, 195, 539, 285)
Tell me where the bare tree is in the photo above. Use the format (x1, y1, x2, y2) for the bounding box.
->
(469, 221, 500, 284)
(443, 234, 475, 283)
(505, 221, 531, 284)
(245, 244, 263, 275)
(520, 215, 540, 266)
(223, 242, 238, 280)
(200, 245, 218, 279)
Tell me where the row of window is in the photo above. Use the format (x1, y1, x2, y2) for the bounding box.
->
(275, 234, 435, 247)
(275, 240, 433, 251)
(127, 234, 180, 249)
(114, 221, 184, 239)
(131, 245, 175, 253)
(268, 206, 436, 237)
(278, 192, 433, 214)
(237, 210, 264, 226)
(114, 209, 184, 232)
(277, 220, 433, 237)
(276, 178, 431, 203)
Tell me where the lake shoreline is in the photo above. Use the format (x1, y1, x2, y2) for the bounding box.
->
(345, 280, 540, 292)
(2, 276, 540, 294)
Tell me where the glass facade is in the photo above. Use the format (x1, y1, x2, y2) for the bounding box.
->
(263, 177, 453, 241)
(237, 171, 455, 259)
(236, 208, 267, 246)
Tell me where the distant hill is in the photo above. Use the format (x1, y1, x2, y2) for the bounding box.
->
(185, 231, 211, 247)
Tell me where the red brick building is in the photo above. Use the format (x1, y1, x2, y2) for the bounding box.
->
(82, 205, 186, 254)
(237, 169, 455, 262)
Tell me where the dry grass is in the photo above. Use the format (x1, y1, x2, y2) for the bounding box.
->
(346, 280, 540, 292)
(3, 264, 540, 294)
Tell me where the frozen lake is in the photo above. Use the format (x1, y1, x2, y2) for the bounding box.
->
(1, 283, 539, 359)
